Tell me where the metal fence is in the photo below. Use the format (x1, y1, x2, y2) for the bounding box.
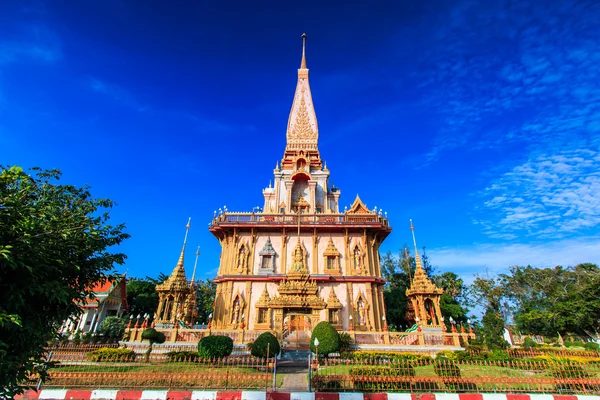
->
(311, 357, 600, 394)
(43, 349, 275, 391)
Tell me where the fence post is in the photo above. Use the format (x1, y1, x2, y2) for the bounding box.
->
(308, 353, 312, 392)
(272, 355, 277, 392)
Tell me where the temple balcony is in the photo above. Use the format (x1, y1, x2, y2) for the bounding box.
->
(209, 212, 391, 230)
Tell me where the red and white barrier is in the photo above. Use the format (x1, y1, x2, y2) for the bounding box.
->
(15, 391, 600, 400)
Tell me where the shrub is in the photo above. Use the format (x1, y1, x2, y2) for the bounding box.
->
(99, 316, 128, 339)
(86, 347, 136, 362)
(166, 351, 200, 362)
(584, 342, 599, 352)
(338, 332, 353, 352)
(198, 335, 234, 359)
(250, 332, 280, 358)
(522, 337, 538, 348)
(310, 321, 339, 357)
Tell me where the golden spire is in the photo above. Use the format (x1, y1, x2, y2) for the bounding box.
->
(157, 218, 192, 292)
(300, 33, 307, 69)
(284, 33, 320, 156)
(190, 245, 200, 288)
(409, 219, 424, 272)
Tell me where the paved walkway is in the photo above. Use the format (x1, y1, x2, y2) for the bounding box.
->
(279, 371, 309, 392)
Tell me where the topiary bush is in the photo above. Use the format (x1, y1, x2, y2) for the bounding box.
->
(310, 321, 340, 357)
(522, 337, 538, 348)
(141, 328, 166, 362)
(198, 335, 234, 359)
(250, 332, 280, 358)
(86, 347, 136, 362)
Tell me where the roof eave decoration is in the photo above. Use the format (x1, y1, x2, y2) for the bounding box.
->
(347, 195, 371, 214)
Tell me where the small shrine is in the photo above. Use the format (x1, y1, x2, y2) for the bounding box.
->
(155, 219, 198, 326)
(405, 220, 444, 327)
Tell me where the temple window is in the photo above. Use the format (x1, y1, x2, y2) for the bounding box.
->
(258, 238, 277, 274)
(329, 309, 340, 324)
(258, 308, 269, 324)
(327, 256, 335, 269)
(261, 255, 272, 269)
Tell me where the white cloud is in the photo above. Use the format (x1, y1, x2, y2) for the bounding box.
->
(477, 149, 600, 239)
(0, 25, 62, 65)
(429, 237, 600, 283)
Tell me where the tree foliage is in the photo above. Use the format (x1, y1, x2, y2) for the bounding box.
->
(126, 277, 162, 318)
(98, 316, 128, 339)
(0, 166, 129, 397)
(310, 321, 340, 357)
(195, 278, 216, 324)
(500, 264, 600, 338)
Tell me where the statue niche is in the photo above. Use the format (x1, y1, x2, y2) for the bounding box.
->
(236, 243, 249, 274)
(289, 240, 308, 274)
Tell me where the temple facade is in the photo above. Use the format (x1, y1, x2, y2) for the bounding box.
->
(208, 35, 392, 347)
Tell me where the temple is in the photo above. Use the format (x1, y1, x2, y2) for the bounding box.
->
(208, 34, 392, 348)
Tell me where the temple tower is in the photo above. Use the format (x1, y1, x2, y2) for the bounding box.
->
(155, 219, 197, 326)
(209, 35, 392, 348)
(405, 220, 444, 328)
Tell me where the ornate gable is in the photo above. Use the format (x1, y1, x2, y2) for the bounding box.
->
(347, 195, 371, 214)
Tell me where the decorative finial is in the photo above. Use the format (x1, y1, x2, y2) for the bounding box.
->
(410, 219, 418, 256)
(275, 160, 279, 171)
(300, 33, 307, 69)
(190, 246, 200, 288)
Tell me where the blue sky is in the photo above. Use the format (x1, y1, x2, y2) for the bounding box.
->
(2, 0, 599, 284)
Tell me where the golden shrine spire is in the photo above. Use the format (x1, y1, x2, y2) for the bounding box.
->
(409, 219, 425, 273)
(283, 33, 320, 164)
(158, 218, 192, 293)
(190, 245, 200, 288)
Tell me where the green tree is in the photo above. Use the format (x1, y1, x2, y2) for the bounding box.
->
(126, 277, 161, 317)
(250, 332, 280, 358)
(98, 316, 128, 339)
(468, 276, 509, 350)
(434, 272, 469, 327)
(0, 166, 129, 397)
(501, 264, 600, 338)
(381, 250, 410, 329)
(195, 279, 216, 324)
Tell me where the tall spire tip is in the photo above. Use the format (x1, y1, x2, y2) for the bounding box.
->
(300, 33, 307, 69)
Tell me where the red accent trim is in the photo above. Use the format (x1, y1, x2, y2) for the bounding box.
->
(315, 394, 340, 400)
(65, 390, 92, 399)
(412, 394, 435, 400)
(364, 394, 388, 400)
(267, 394, 291, 400)
(116, 390, 144, 400)
(553, 397, 579, 400)
(216, 392, 242, 400)
(458, 395, 483, 400)
(167, 391, 193, 399)
(506, 395, 531, 400)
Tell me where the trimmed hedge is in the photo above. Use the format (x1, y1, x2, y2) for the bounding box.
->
(86, 347, 136, 362)
(166, 351, 200, 362)
(198, 335, 234, 359)
(310, 321, 339, 357)
(251, 332, 280, 358)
